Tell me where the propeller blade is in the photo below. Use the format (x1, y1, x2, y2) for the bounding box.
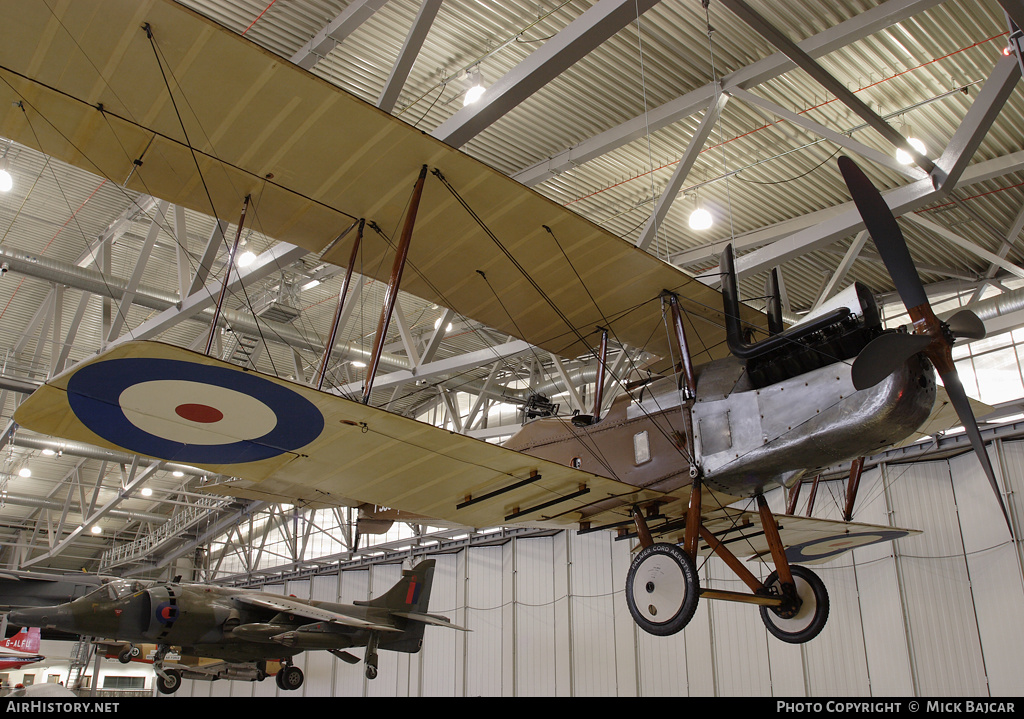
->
(937, 365, 1013, 533)
(946, 309, 987, 340)
(851, 332, 933, 391)
(837, 156, 928, 310)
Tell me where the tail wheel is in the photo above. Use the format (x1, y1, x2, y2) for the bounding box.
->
(625, 542, 699, 636)
(759, 565, 830, 643)
(156, 668, 182, 695)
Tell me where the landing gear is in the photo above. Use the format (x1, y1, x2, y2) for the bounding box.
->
(364, 631, 380, 680)
(625, 542, 699, 636)
(156, 668, 182, 695)
(117, 644, 141, 664)
(276, 664, 304, 691)
(759, 565, 830, 643)
(624, 493, 832, 644)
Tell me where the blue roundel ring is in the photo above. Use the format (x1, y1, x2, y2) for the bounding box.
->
(66, 358, 324, 464)
(784, 530, 908, 563)
(155, 602, 178, 625)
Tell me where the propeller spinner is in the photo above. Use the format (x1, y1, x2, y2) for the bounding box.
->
(838, 155, 1013, 533)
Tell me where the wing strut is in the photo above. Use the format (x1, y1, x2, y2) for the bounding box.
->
(843, 457, 866, 521)
(317, 218, 365, 390)
(364, 165, 428, 404)
(206, 194, 251, 356)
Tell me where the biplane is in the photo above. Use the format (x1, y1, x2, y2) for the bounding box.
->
(0, 0, 1013, 649)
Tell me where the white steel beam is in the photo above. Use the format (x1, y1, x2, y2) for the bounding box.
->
(377, 0, 442, 114)
(290, 0, 390, 70)
(513, 0, 943, 186)
(636, 93, 728, 252)
(433, 0, 660, 148)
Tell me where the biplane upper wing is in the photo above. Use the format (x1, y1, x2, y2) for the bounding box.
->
(13, 341, 669, 530)
(0, 0, 765, 367)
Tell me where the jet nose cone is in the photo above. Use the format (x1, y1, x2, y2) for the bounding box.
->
(8, 605, 69, 630)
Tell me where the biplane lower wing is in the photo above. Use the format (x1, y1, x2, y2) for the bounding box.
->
(12, 341, 667, 529)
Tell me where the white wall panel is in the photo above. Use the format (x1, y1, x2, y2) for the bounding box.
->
(513, 536, 557, 696)
(889, 461, 988, 696)
(567, 531, 618, 696)
(707, 559, 773, 696)
(419, 554, 459, 697)
(952, 447, 1024, 696)
(465, 546, 504, 696)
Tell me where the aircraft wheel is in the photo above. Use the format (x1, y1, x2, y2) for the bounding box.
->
(278, 665, 304, 691)
(625, 542, 699, 637)
(365, 665, 378, 680)
(156, 668, 182, 695)
(759, 565, 830, 644)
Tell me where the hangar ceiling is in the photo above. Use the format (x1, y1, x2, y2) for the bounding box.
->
(0, 0, 1021, 579)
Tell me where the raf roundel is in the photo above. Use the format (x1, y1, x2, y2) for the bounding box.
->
(783, 530, 909, 563)
(66, 358, 324, 465)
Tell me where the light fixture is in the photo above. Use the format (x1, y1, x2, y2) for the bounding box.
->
(351, 360, 367, 368)
(688, 194, 713, 231)
(464, 66, 485, 106)
(17, 467, 31, 478)
(434, 317, 453, 333)
(896, 120, 926, 165)
(90, 525, 102, 534)
(172, 470, 184, 477)
(141, 487, 153, 497)
(237, 250, 257, 267)
(41, 448, 56, 456)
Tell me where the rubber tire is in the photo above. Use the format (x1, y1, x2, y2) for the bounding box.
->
(365, 664, 378, 680)
(759, 565, 830, 644)
(156, 669, 182, 695)
(278, 665, 304, 691)
(625, 542, 699, 637)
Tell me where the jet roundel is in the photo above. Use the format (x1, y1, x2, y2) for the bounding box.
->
(142, 585, 179, 641)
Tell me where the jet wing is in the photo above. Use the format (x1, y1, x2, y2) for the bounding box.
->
(13, 340, 669, 530)
(0, 0, 765, 368)
(232, 594, 400, 633)
(391, 612, 470, 632)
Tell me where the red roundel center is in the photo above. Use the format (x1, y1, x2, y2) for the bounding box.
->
(174, 403, 224, 424)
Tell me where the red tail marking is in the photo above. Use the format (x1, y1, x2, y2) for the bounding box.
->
(2, 627, 40, 653)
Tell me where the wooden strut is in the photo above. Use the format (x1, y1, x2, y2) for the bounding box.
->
(205, 194, 250, 356)
(843, 456, 865, 521)
(592, 328, 608, 422)
(805, 473, 822, 517)
(757, 494, 794, 588)
(316, 218, 364, 390)
(363, 165, 428, 405)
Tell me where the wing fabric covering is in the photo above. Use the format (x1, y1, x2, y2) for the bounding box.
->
(13, 341, 665, 529)
(0, 0, 765, 368)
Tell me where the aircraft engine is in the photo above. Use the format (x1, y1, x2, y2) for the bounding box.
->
(140, 585, 233, 644)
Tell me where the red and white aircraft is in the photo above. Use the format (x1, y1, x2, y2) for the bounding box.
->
(0, 628, 44, 671)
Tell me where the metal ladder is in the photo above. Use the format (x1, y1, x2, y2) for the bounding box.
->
(66, 636, 94, 691)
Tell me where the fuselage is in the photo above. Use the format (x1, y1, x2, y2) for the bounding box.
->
(8, 579, 392, 663)
(505, 351, 936, 499)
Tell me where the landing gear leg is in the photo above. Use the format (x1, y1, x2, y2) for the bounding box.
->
(756, 495, 830, 643)
(365, 632, 379, 680)
(153, 644, 182, 695)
